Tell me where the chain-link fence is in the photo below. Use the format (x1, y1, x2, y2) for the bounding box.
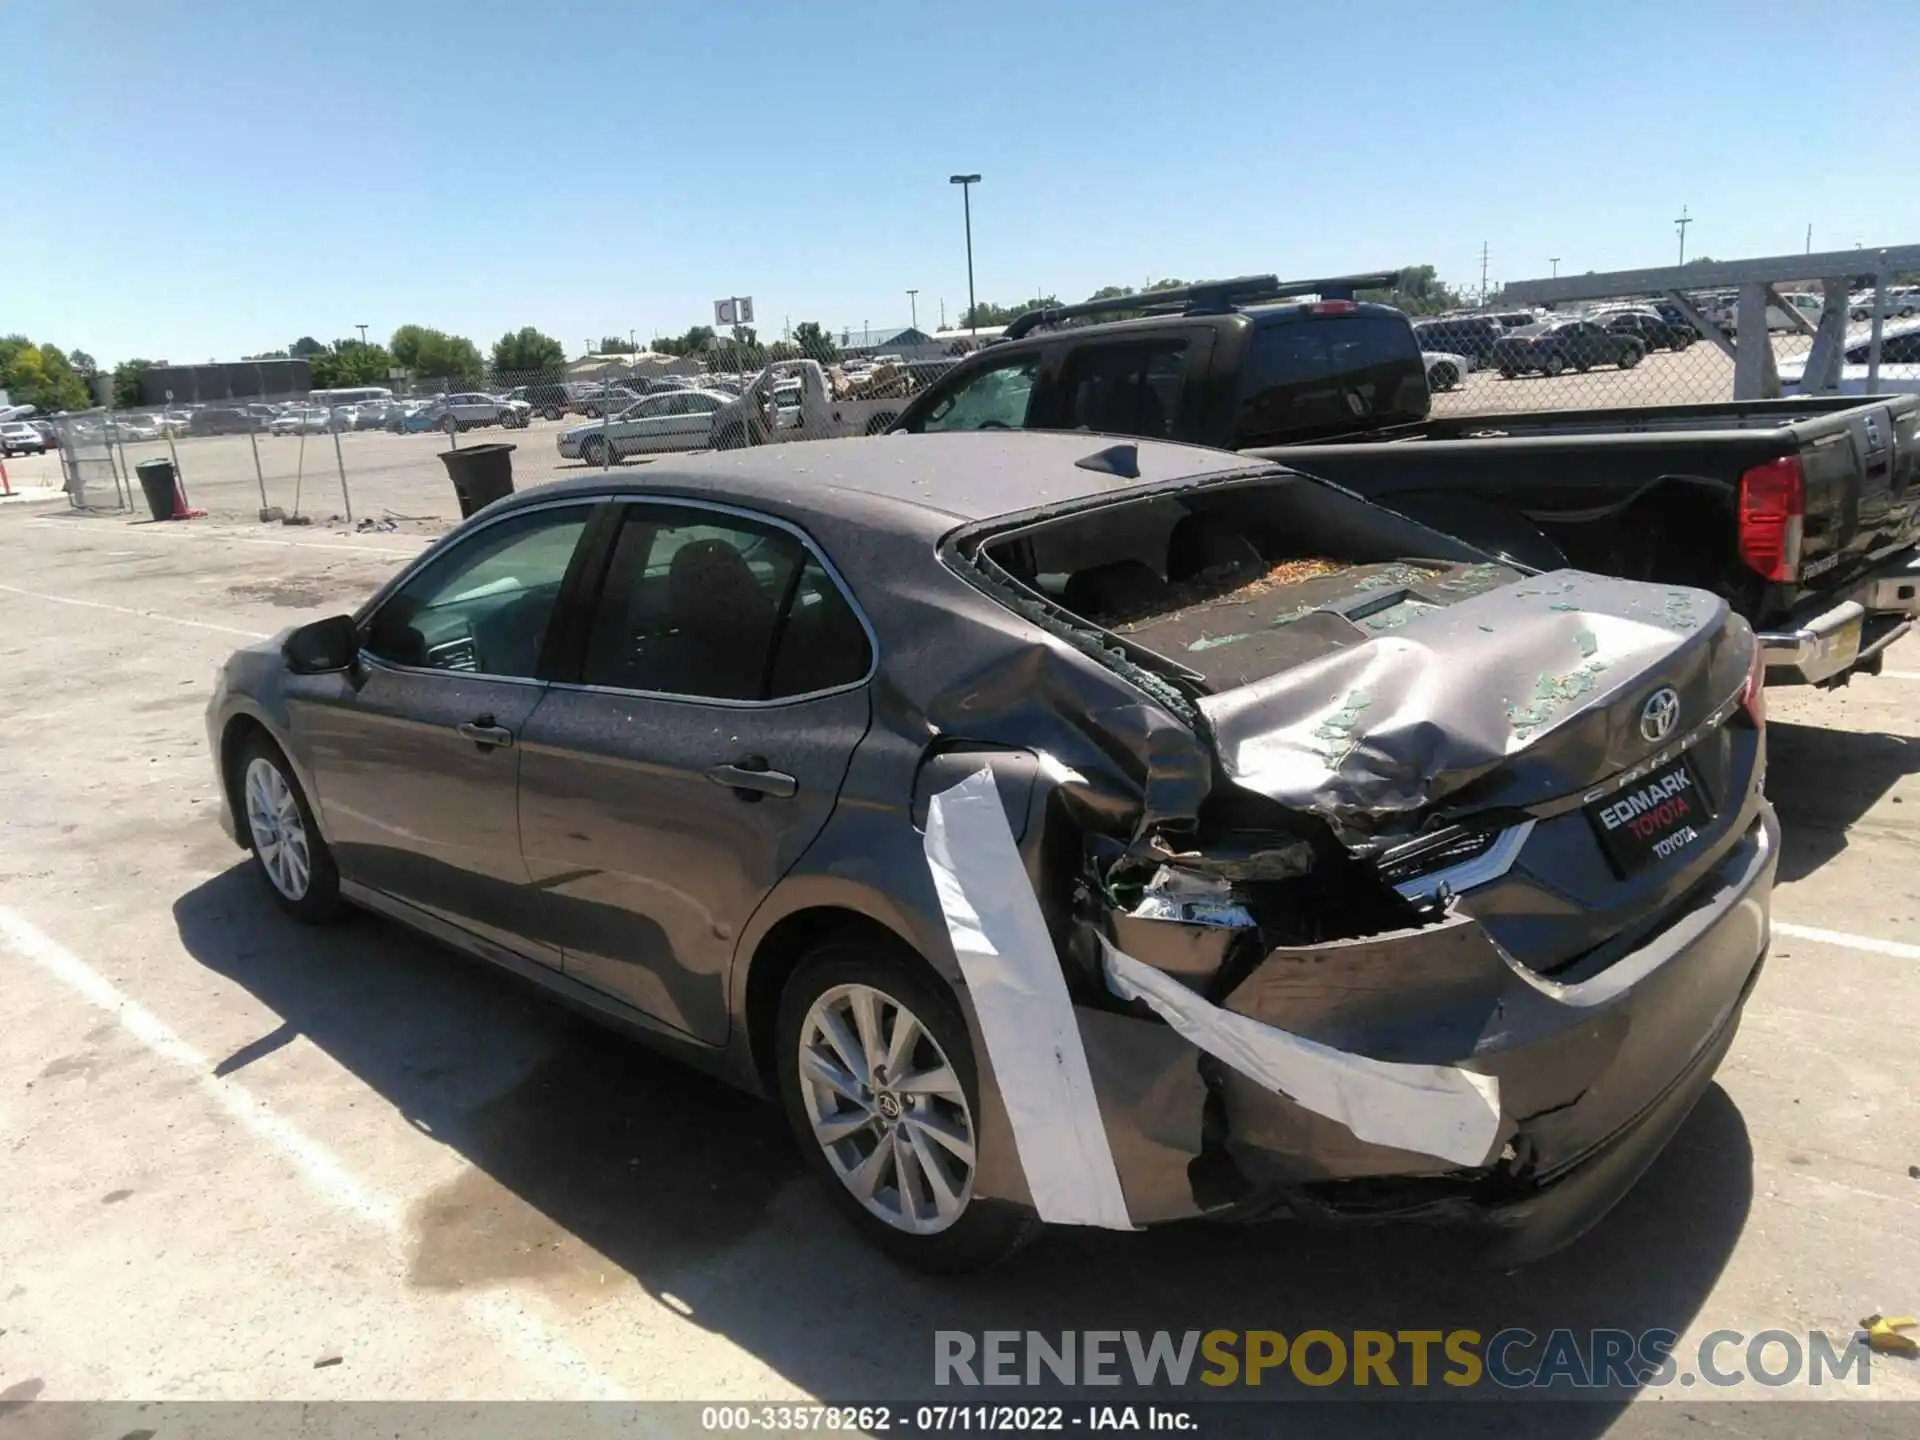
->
(44, 279, 1915, 528)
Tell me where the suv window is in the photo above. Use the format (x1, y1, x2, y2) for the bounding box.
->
(1059, 342, 1186, 439)
(906, 355, 1038, 432)
(363, 505, 591, 677)
(580, 506, 870, 701)
(1235, 315, 1426, 443)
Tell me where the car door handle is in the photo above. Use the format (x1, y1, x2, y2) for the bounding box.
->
(706, 760, 797, 800)
(457, 718, 514, 750)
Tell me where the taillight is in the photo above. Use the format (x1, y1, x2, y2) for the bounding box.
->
(1740, 637, 1766, 728)
(1308, 300, 1357, 315)
(1737, 456, 1805, 582)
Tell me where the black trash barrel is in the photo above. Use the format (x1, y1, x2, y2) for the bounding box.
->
(135, 457, 178, 522)
(438, 443, 517, 519)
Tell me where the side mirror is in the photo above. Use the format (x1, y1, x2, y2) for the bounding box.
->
(284, 614, 359, 675)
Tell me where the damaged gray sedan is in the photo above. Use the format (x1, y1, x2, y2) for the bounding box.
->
(205, 431, 1776, 1272)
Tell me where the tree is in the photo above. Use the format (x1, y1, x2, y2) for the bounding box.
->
(243, 349, 290, 360)
(958, 295, 1059, 328)
(289, 336, 327, 358)
(791, 321, 839, 363)
(492, 326, 566, 378)
(68, 349, 98, 378)
(0, 336, 93, 413)
(388, 325, 483, 383)
(1355, 265, 1464, 317)
(111, 359, 153, 409)
(309, 340, 394, 389)
(650, 325, 716, 358)
(597, 335, 638, 355)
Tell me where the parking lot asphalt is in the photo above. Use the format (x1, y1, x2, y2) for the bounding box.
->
(0, 499, 1915, 1430)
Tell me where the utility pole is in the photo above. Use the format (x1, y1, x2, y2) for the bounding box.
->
(1675, 205, 1692, 265)
(1805, 223, 1813, 254)
(906, 289, 919, 330)
(950, 173, 982, 334)
(1549, 257, 1560, 278)
(355, 323, 368, 346)
(1478, 241, 1490, 306)
(939, 297, 947, 329)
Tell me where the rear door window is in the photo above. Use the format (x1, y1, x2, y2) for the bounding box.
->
(579, 506, 870, 701)
(1235, 315, 1426, 443)
(1058, 342, 1187, 439)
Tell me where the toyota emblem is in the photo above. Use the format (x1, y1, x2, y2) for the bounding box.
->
(1639, 687, 1681, 744)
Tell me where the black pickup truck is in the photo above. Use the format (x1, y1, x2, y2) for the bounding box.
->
(888, 274, 1920, 686)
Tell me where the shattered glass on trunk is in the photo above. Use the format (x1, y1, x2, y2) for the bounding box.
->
(1198, 571, 1727, 827)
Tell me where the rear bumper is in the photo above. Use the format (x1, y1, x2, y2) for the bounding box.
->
(1077, 803, 1777, 1263)
(1758, 546, 1920, 684)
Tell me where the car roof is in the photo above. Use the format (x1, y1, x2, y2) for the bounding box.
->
(502, 432, 1270, 535)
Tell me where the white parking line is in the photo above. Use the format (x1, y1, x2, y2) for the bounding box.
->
(1774, 920, 1920, 961)
(1878, 670, 1920, 682)
(0, 582, 271, 640)
(0, 903, 626, 1399)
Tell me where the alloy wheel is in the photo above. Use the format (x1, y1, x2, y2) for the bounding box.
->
(244, 756, 311, 902)
(797, 982, 976, 1235)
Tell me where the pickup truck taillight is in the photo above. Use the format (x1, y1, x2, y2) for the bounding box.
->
(1737, 455, 1805, 582)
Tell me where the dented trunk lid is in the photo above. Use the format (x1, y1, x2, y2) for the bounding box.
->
(1190, 568, 1750, 831)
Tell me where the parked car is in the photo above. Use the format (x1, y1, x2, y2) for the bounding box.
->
(1412, 316, 1504, 365)
(558, 389, 733, 463)
(191, 406, 262, 436)
(0, 421, 46, 455)
(1646, 300, 1702, 341)
(424, 392, 532, 434)
(113, 413, 165, 442)
(206, 431, 1777, 1272)
(891, 273, 1920, 692)
(1422, 350, 1471, 392)
(1849, 290, 1918, 323)
(269, 407, 333, 436)
(1777, 318, 1920, 396)
(1597, 309, 1694, 352)
(1491, 319, 1643, 377)
(571, 386, 644, 419)
(30, 420, 56, 449)
(503, 384, 575, 421)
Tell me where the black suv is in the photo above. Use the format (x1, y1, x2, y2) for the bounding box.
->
(890, 273, 1429, 448)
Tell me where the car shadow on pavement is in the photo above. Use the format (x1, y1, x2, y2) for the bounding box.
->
(1765, 720, 1920, 882)
(174, 863, 1752, 1430)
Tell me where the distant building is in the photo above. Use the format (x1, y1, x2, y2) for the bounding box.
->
(137, 358, 311, 407)
(836, 325, 942, 359)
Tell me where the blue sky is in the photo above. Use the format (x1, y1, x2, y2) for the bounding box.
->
(8, 0, 1918, 365)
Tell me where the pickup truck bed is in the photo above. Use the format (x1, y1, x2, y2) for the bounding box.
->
(1261, 395, 1920, 685)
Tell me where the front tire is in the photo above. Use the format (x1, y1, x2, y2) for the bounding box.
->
(1427, 363, 1459, 393)
(1618, 346, 1641, 370)
(776, 937, 1038, 1273)
(1544, 353, 1568, 377)
(581, 435, 609, 466)
(237, 737, 340, 923)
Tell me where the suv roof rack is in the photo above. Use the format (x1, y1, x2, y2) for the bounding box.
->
(1002, 270, 1404, 341)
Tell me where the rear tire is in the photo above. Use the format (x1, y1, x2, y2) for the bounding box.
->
(776, 937, 1039, 1274)
(543, 406, 563, 421)
(581, 435, 609, 466)
(1544, 353, 1568, 377)
(1498, 366, 1518, 380)
(235, 736, 340, 924)
(1428, 363, 1459, 393)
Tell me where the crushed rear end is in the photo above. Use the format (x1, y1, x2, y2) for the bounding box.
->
(935, 460, 1775, 1259)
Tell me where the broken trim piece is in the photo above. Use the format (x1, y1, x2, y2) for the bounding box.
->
(923, 768, 1135, 1230)
(1100, 937, 1503, 1168)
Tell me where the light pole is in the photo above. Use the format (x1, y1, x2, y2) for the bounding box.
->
(906, 289, 919, 330)
(1549, 257, 1560, 278)
(355, 323, 368, 346)
(950, 173, 981, 335)
(1675, 205, 1692, 265)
